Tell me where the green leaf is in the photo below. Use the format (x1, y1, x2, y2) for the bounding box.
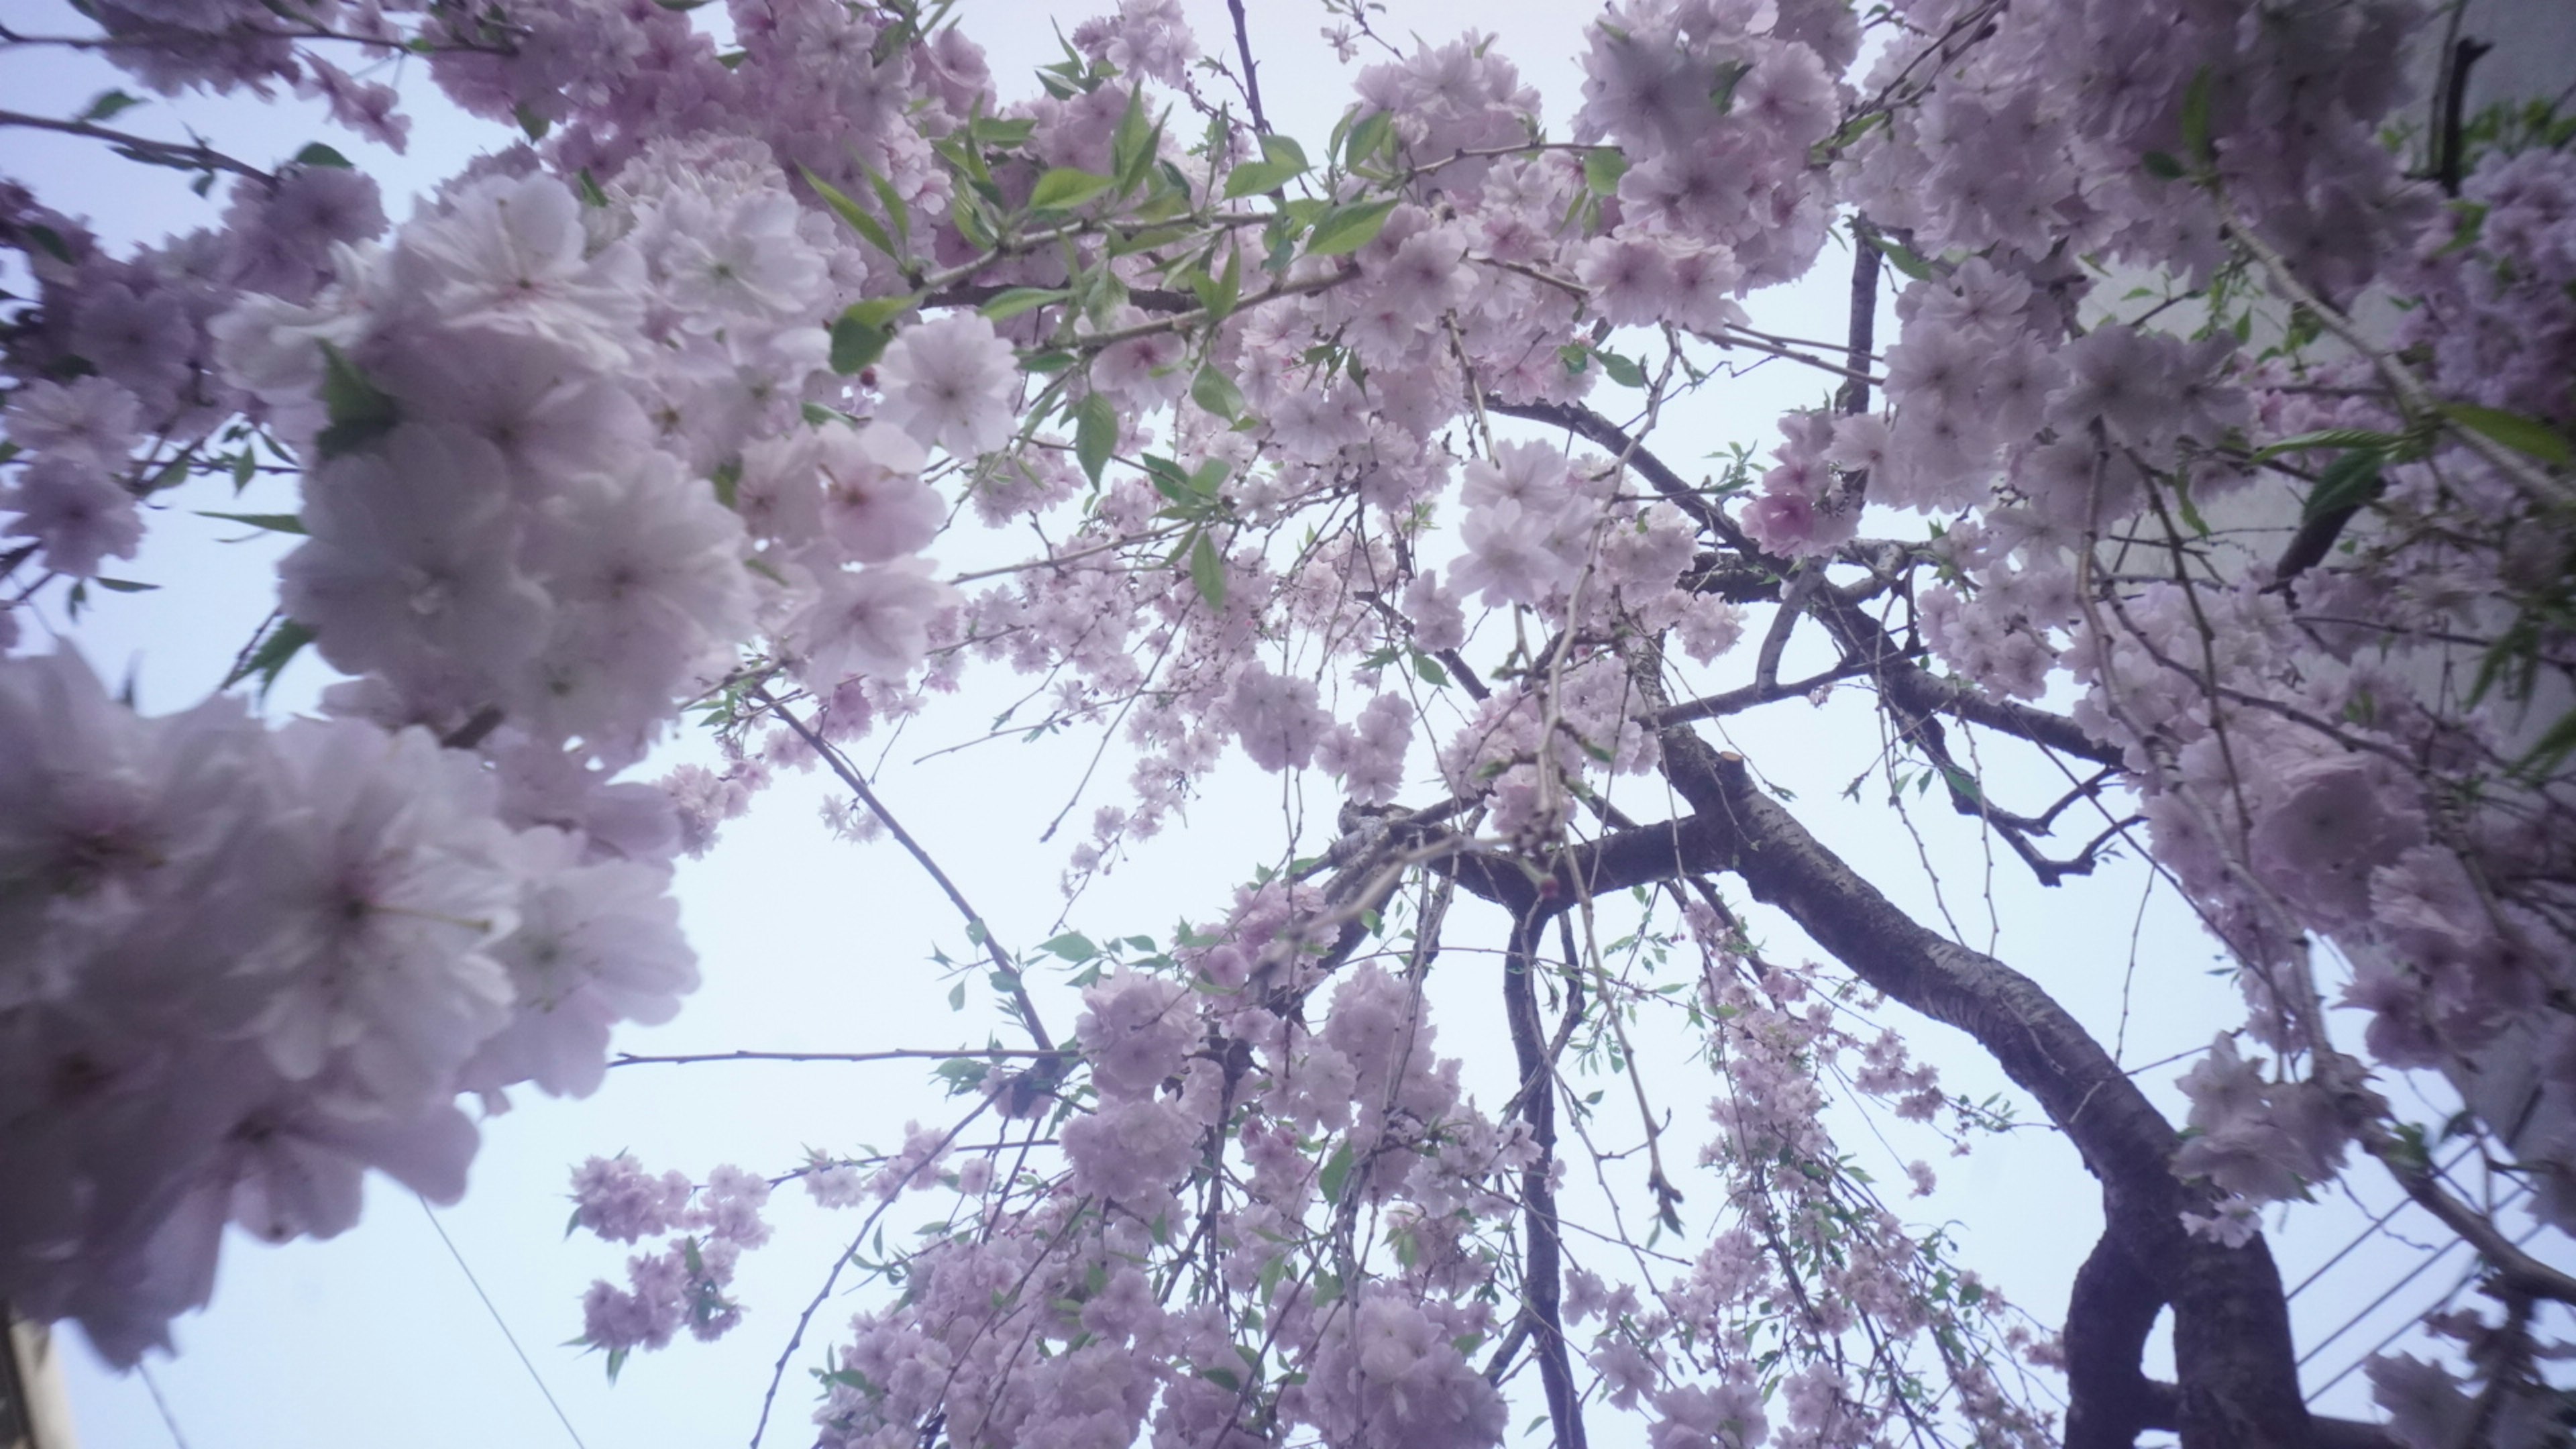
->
(1040, 931, 1097, 961)
(800, 165, 900, 262)
(2302, 448, 2385, 523)
(1190, 245, 1242, 321)
(1319, 1140, 1355, 1202)
(196, 510, 307, 535)
(2440, 402, 2573, 466)
(1222, 160, 1305, 199)
(1257, 133, 1309, 171)
(2512, 704, 2576, 781)
(1224, 133, 1310, 198)
(1582, 147, 1629, 197)
(1189, 532, 1227, 611)
(1594, 348, 1647, 388)
(1075, 391, 1117, 486)
(2178, 65, 2216, 164)
(829, 297, 918, 375)
(315, 343, 398, 458)
(979, 286, 1069, 321)
(223, 617, 315, 698)
(574, 168, 609, 209)
(861, 166, 912, 251)
(2141, 150, 2187, 180)
(514, 103, 551, 142)
(1028, 167, 1116, 212)
(1411, 649, 1448, 687)
(967, 113, 1037, 148)
(293, 142, 353, 169)
(1189, 365, 1244, 421)
(1343, 110, 1393, 169)
(1303, 198, 1397, 257)
(91, 577, 156, 593)
(1817, 109, 1889, 157)
(1142, 453, 1199, 506)
(2251, 427, 2409, 462)
(23, 224, 74, 266)
(1110, 87, 1154, 187)
(1709, 58, 1752, 113)
(80, 90, 142, 123)
(1862, 229, 1933, 281)
(951, 188, 997, 251)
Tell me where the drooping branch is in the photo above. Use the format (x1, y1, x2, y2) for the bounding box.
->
(0, 107, 272, 182)
(755, 686, 1058, 1054)
(1420, 723, 2316, 1444)
(1650, 728, 2311, 1448)
(1501, 916, 1587, 1449)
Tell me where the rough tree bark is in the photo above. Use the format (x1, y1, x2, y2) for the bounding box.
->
(1394, 700, 2404, 1447)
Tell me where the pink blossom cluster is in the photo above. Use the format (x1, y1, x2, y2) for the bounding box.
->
(0, 649, 694, 1362)
(572, 1157, 772, 1353)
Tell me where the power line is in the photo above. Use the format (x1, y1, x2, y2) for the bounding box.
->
(2304, 1216, 2553, 1406)
(416, 1194, 590, 1449)
(2286, 1141, 2480, 1301)
(135, 1358, 192, 1449)
(2294, 1181, 2530, 1370)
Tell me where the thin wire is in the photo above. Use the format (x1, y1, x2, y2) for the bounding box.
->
(2303, 1216, 2553, 1405)
(2293, 1180, 2532, 1369)
(135, 1358, 193, 1449)
(416, 1193, 590, 1449)
(2286, 1142, 2481, 1300)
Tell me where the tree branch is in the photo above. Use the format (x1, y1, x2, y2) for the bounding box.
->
(0, 107, 271, 182)
(1502, 916, 1587, 1449)
(754, 686, 1057, 1054)
(1224, 0, 1269, 135)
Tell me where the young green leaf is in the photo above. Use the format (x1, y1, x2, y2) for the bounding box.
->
(1075, 390, 1118, 486)
(80, 90, 142, 123)
(1344, 110, 1394, 168)
(1594, 348, 1648, 388)
(1582, 147, 1629, 197)
(1039, 931, 1097, 961)
(799, 165, 900, 262)
(1319, 1139, 1355, 1202)
(223, 617, 316, 698)
(978, 286, 1069, 321)
(314, 343, 398, 458)
(2440, 402, 2573, 466)
(195, 510, 307, 535)
(1189, 532, 1227, 610)
(2179, 65, 2216, 164)
(830, 310, 894, 374)
(1304, 198, 1397, 257)
(1189, 365, 1244, 421)
(1191, 245, 1243, 321)
(2302, 449, 2385, 523)
(1028, 167, 1115, 211)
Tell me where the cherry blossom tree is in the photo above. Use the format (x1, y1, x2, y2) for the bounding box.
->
(3, 0, 2573, 1446)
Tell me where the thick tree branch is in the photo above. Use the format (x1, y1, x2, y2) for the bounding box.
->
(1502, 917, 1587, 1449)
(1424, 724, 2316, 1444)
(1651, 729, 2310, 1448)
(1224, 0, 1269, 135)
